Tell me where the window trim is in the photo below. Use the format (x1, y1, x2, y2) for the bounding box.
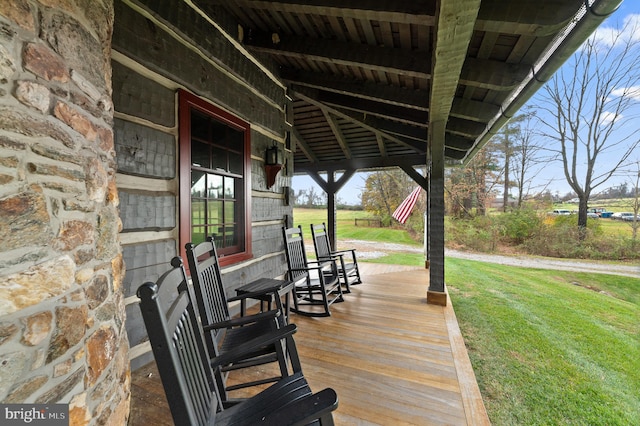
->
(178, 89, 252, 267)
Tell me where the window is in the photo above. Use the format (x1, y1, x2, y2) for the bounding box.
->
(179, 90, 252, 266)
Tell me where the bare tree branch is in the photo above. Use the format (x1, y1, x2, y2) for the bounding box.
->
(533, 16, 640, 232)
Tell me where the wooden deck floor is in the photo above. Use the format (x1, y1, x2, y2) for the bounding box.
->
(128, 263, 489, 425)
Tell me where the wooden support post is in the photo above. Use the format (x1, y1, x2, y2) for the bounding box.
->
(427, 120, 447, 306)
(327, 187, 337, 252)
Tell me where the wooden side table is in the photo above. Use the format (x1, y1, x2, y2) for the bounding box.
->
(235, 278, 294, 325)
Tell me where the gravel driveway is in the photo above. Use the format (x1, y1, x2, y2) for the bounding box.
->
(337, 240, 640, 279)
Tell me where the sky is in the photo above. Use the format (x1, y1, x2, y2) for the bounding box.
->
(293, 1, 640, 205)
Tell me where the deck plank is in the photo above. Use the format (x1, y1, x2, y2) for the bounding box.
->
(128, 263, 489, 425)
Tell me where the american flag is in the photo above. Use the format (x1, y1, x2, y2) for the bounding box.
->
(392, 187, 422, 224)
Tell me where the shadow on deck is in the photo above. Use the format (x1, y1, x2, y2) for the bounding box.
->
(128, 263, 489, 425)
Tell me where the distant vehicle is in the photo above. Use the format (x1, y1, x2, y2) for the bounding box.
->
(614, 212, 634, 221)
(621, 213, 639, 222)
(567, 198, 580, 203)
(587, 207, 612, 218)
(552, 209, 571, 215)
(587, 212, 599, 219)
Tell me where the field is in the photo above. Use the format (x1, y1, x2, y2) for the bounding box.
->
(292, 208, 421, 248)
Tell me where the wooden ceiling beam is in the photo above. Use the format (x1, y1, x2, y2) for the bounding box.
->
(207, 0, 436, 26)
(331, 107, 427, 143)
(291, 88, 426, 154)
(316, 90, 428, 127)
(245, 36, 430, 79)
(319, 90, 491, 139)
(285, 70, 500, 123)
(460, 58, 531, 91)
(249, 35, 530, 91)
(447, 118, 486, 138)
(282, 69, 429, 111)
(290, 126, 318, 163)
(370, 119, 426, 142)
(375, 134, 387, 157)
(204, 0, 579, 36)
(476, 0, 584, 36)
(445, 134, 475, 151)
(295, 154, 429, 174)
(399, 165, 428, 190)
(322, 110, 352, 159)
(451, 98, 500, 123)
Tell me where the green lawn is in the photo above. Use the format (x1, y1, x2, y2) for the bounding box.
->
(292, 208, 640, 425)
(446, 259, 640, 425)
(292, 208, 421, 247)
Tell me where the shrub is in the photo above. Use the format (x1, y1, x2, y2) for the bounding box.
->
(444, 209, 640, 261)
(446, 216, 497, 252)
(493, 208, 542, 244)
(522, 215, 612, 259)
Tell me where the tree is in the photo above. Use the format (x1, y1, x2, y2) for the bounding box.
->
(489, 111, 546, 210)
(534, 16, 640, 233)
(445, 146, 500, 217)
(361, 168, 422, 225)
(293, 186, 326, 207)
(509, 112, 547, 207)
(627, 161, 640, 247)
(489, 115, 524, 211)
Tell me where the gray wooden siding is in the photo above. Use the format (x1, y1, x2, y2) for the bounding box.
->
(114, 119, 176, 178)
(119, 191, 176, 232)
(112, 0, 293, 368)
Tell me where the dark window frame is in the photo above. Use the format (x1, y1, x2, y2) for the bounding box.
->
(178, 89, 252, 267)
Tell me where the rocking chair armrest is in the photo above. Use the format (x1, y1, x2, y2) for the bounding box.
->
(202, 309, 279, 331)
(317, 253, 343, 262)
(331, 248, 356, 256)
(227, 288, 278, 303)
(288, 265, 322, 273)
(210, 324, 297, 368)
(258, 387, 339, 426)
(305, 260, 335, 268)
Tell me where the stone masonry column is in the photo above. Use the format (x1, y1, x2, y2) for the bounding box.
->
(0, 1, 130, 424)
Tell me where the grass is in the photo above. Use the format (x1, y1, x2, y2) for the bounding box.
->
(596, 219, 637, 237)
(446, 259, 640, 425)
(292, 207, 639, 425)
(362, 252, 424, 266)
(292, 208, 421, 246)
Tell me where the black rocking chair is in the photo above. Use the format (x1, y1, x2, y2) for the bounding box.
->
(311, 223, 362, 293)
(282, 226, 344, 317)
(184, 239, 292, 399)
(137, 261, 338, 426)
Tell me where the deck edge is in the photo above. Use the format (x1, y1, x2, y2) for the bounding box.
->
(444, 287, 491, 425)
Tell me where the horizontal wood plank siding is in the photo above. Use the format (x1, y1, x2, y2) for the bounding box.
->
(112, 0, 291, 368)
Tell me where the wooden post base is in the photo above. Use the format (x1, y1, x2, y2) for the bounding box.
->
(424, 259, 430, 269)
(427, 289, 447, 306)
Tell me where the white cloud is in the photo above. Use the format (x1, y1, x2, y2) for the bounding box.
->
(599, 110, 622, 126)
(589, 13, 640, 48)
(611, 86, 640, 102)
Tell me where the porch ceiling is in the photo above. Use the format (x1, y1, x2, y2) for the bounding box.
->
(195, 0, 620, 177)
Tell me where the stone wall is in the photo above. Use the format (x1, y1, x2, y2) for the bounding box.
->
(0, 1, 129, 424)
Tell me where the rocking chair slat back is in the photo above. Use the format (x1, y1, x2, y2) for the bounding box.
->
(311, 223, 362, 292)
(282, 226, 344, 317)
(137, 261, 219, 426)
(138, 258, 339, 426)
(283, 227, 310, 283)
(185, 238, 293, 397)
